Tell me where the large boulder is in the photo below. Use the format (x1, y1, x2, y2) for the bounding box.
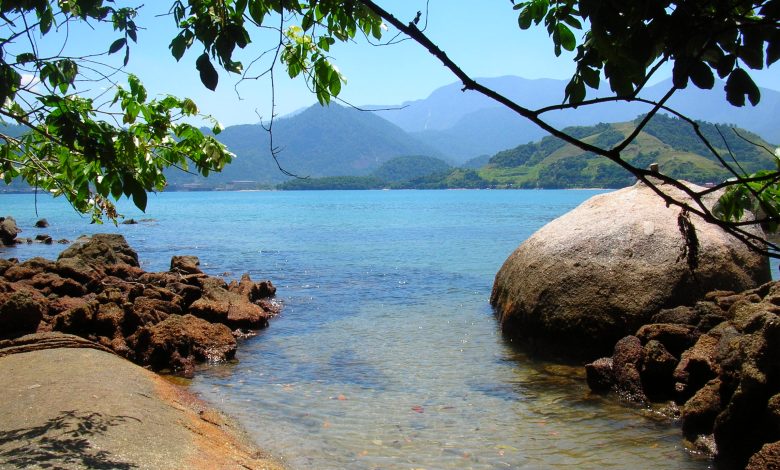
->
(58, 234, 140, 267)
(0, 216, 21, 246)
(491, 180, 770, 359)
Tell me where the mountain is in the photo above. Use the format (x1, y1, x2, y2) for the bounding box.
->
(372, 155, 451, 183)
(277, 155, 452, 190)
(370, 76, 780, 163)
(479, 113, 777, 188)
(165, 103, 443, 188)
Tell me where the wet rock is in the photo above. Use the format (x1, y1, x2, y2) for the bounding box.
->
(34, 218, 49, 228)
(0, 216, 21, 246)
(34, 234, 53, 244)
(128, 314, 236, 376)
(170, 255, 203, 275)
(682, 378, 722, 438)
(490, 180, 770, 359)
(121, 218, 138, 225)
(228, 274, 277, 301)
(0, 290, 46, 338)
(584, 357, 614, 392)
(612, 335, 646, 401)
(189, 277, 271, 330)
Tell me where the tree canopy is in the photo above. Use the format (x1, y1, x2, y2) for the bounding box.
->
(1, 0, 779, 255)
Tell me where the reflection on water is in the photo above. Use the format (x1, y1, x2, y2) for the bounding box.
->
(0, 190, 718, 469)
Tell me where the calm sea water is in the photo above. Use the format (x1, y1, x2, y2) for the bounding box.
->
(1, 190, 716, 469)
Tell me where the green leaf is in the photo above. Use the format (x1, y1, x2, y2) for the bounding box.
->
(302, 11, 314, 32)
(109, 38, 126, 54)
(196, 53, 219, 91)
(170, 34, 187, 62)
(725, 68, 761, 106)
(672, 58, 689, 89)
(16, 53, 36, 64)
(556, 23, 576, 52)
(518, 8, 533, 29)
(689, 60, 714, 89)
(131, 182, 148, 211)
(564, 77, 585, 104)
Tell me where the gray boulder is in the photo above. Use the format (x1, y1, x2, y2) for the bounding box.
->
(490, 180, 770, 359)
(0, 216, 21, 246)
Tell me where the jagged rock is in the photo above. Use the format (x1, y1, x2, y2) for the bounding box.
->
(3, 257, 56, 281)
(171, 255, 203, 275)
(189, 277, 271, 330)
(636, 323, 697, 357)
(682, 378, 722, 439)
(228, 274, 276, 301)
(673, 332, 723, 401)
(128, 314, 236, 377)
(0, 290, 46, 338)
(0, 216, 21, 246)
(640, 340, 677, 399)
(34, 234, 53, 244)
(58, 234, 139, 267)
(612, 335, 646, 401)
(490, 180, 770, 359)
(746, 441, 780, 470)
(651, 305, 700, 326)
(585, 357, 614, 392)
(1, 234, 281, 378)
(27, 272, 86, 297)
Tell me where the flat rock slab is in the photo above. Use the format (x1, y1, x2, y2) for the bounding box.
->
(0, 347, 283, 470)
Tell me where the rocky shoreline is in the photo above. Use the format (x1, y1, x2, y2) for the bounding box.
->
(585, 280, 780, 468)
(0, 227, 285, 468)
(0, 231, 280, 377)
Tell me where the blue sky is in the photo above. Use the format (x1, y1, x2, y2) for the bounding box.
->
(60, 1, 780, 127)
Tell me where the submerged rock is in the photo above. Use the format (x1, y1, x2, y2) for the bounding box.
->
(491, 180, 769, 359)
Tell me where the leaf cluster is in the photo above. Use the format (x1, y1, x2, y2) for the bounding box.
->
(0, 1, 231, 221)
(513, 0, 779, 107)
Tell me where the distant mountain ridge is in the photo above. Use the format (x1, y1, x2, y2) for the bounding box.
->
(165, 103, 443, 188)
(370, 76, 780, 163)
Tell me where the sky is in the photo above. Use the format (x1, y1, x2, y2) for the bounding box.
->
(51, 1, 780, 127)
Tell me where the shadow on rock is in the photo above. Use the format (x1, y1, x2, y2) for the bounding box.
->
(0, 410, 140, 469)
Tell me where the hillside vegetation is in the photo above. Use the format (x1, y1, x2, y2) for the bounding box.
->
(479, 114, 776, 189)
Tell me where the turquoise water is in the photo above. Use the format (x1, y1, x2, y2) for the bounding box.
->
(1, 190, 713, 469)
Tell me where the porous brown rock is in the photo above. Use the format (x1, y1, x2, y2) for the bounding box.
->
(128, 314, 237, 377)
(491, 180, 770, 359)
(0, 234, 280, 376)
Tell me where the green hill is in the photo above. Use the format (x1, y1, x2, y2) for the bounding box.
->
(165, 104, 443, 189)
(479, 114, 777, 189)
(372, 155, 451, 183)
(277, 155, 451, 189)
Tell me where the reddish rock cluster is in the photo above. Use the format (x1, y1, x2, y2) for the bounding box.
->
(0, 234, 280, 377)
(585, 281, 780, 468)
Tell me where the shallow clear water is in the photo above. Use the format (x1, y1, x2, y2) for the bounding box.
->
(1, 190, 720, 469)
